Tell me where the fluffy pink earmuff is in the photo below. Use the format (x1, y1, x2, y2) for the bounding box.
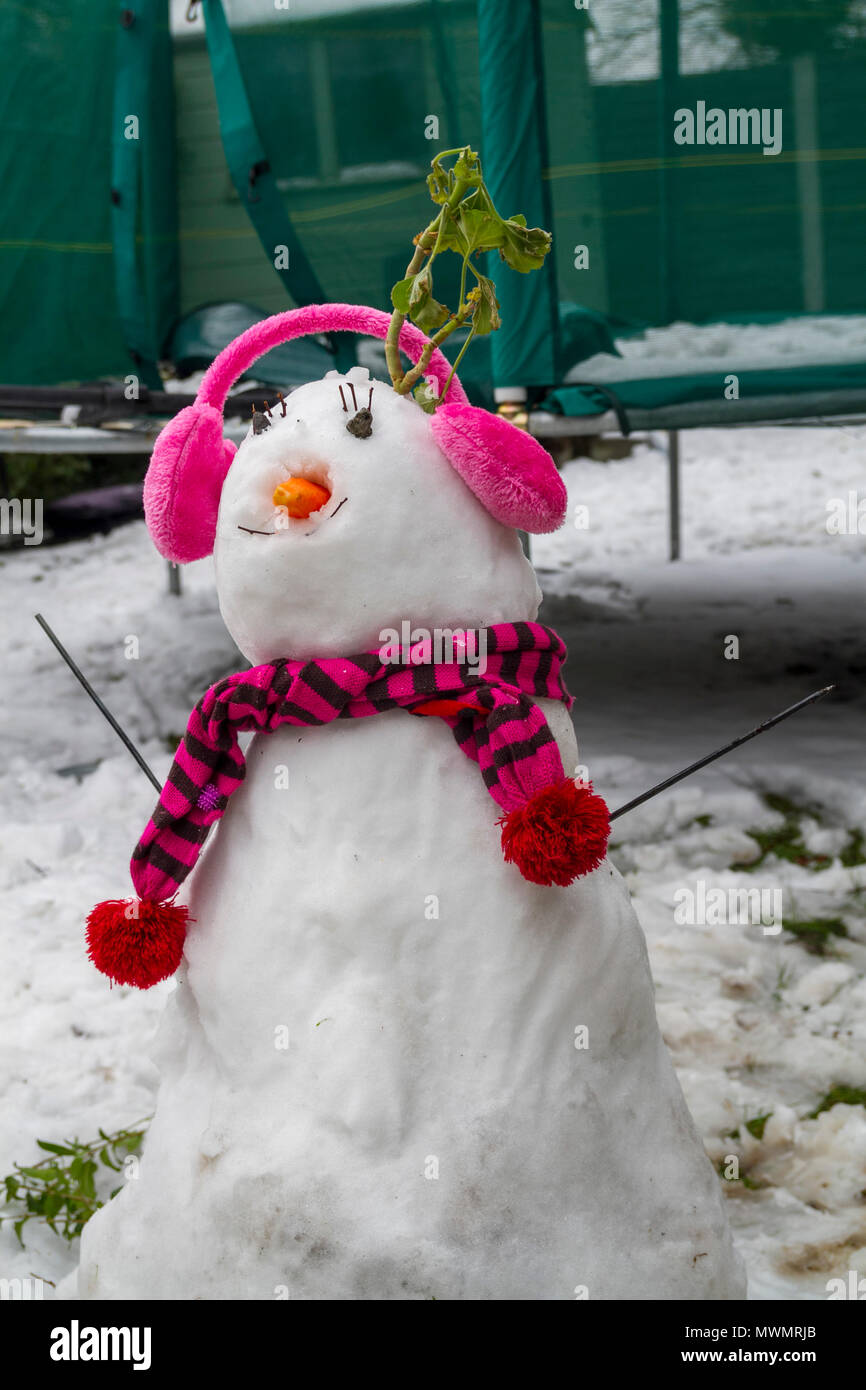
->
(144, 303, 567, 563)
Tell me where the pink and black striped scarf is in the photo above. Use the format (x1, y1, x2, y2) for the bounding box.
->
(131, 621, 573, 904)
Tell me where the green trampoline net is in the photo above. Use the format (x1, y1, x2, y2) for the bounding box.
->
(0, 0, 863, 392)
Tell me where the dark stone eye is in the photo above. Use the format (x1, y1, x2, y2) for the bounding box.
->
(346, 408, 372, 439)
(252, 409, 270, 435)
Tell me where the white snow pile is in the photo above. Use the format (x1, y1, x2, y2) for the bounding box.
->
(1, 420, 864, 1299)
(567, 315, 866, 383)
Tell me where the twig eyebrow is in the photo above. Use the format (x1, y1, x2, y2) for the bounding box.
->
(339, 385, 348, 412)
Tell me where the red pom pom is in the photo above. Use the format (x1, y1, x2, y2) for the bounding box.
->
(85, 898, 189, 989)
(499, 780, 610, 887)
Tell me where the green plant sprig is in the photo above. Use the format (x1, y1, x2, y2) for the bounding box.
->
(0, 1120, 150, 1247)
(385, 146, 552, 408)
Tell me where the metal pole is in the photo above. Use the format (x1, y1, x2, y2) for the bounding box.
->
(658, 0, 680, 324)
(34, 613, 163, 794)
(610, 685, 836, 821)
(792, 53, 825, 312)
(668, 428, 681, 560)
(167, 560, 182, 596)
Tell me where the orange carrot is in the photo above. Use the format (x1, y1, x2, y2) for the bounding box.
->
(273, 477, 331, 519)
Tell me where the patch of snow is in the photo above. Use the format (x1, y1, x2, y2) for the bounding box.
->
(567, 316, 866, 382)
(534, 421, 866, 1299)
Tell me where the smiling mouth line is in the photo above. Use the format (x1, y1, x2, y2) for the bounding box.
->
(237, 496, 348, 538)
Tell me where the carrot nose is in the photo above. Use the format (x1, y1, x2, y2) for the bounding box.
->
(273, 477, 331, 519)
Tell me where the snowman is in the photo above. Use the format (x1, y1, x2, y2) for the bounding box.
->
(73, 304, 746, 1300)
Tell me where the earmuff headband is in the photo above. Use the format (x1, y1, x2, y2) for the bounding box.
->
(197, 302, 468, 414)
(143, 302, 566, 564)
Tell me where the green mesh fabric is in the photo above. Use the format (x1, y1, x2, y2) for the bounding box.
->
(0, 1, 178, 386)
(2, 1, 865, 390)
(0, 4, 130, 384)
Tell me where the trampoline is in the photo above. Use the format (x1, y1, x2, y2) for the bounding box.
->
(1, 0, 864, 558)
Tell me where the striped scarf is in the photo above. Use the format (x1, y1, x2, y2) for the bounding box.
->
(131, 621, 573, 904)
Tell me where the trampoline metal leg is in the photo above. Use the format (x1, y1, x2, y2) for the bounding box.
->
(668, 429, 681, 561)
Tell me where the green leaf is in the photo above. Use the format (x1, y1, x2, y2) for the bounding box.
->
(744, 1112, 772, 1140)
(426, 166, 451, 204)
(392, 271, 449, 333)
(13, 1217, 28, 1247)
(1, 1119, 152, 1248)
(412, 295, 450, 334)
(408, 267, 433, 309)
(424, 212, 463, 255)
(390, 275, 414, 314)
(468, 274, 501, 335)
(44, 1192, 63, 1219)
(498, 218, 552, 273)
(413, 380, 440, 414)
(79, 1161, 97, 1200)
(454, 208, 505, 257)
(452, 147, 482, 185)
(405, 269, 449, 334)
(457, 183, 497, 219)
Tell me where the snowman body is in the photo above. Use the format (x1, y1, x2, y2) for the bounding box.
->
(76, 367, 746, 1299)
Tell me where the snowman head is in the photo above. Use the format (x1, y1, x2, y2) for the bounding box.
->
(144, 304, 567, 663)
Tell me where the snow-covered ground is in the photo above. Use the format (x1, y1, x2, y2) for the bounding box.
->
(567, 314, 866, 381)
(1, 421, 864, 1299)
(535, 424, 866, 1299)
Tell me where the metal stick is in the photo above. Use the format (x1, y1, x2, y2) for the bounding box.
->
(34, 613, 163, 794)
(609, 685, 836, 822)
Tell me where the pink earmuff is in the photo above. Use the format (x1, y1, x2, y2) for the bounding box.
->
(430, 404, 566, 534)
(144, 302, 565, 563)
